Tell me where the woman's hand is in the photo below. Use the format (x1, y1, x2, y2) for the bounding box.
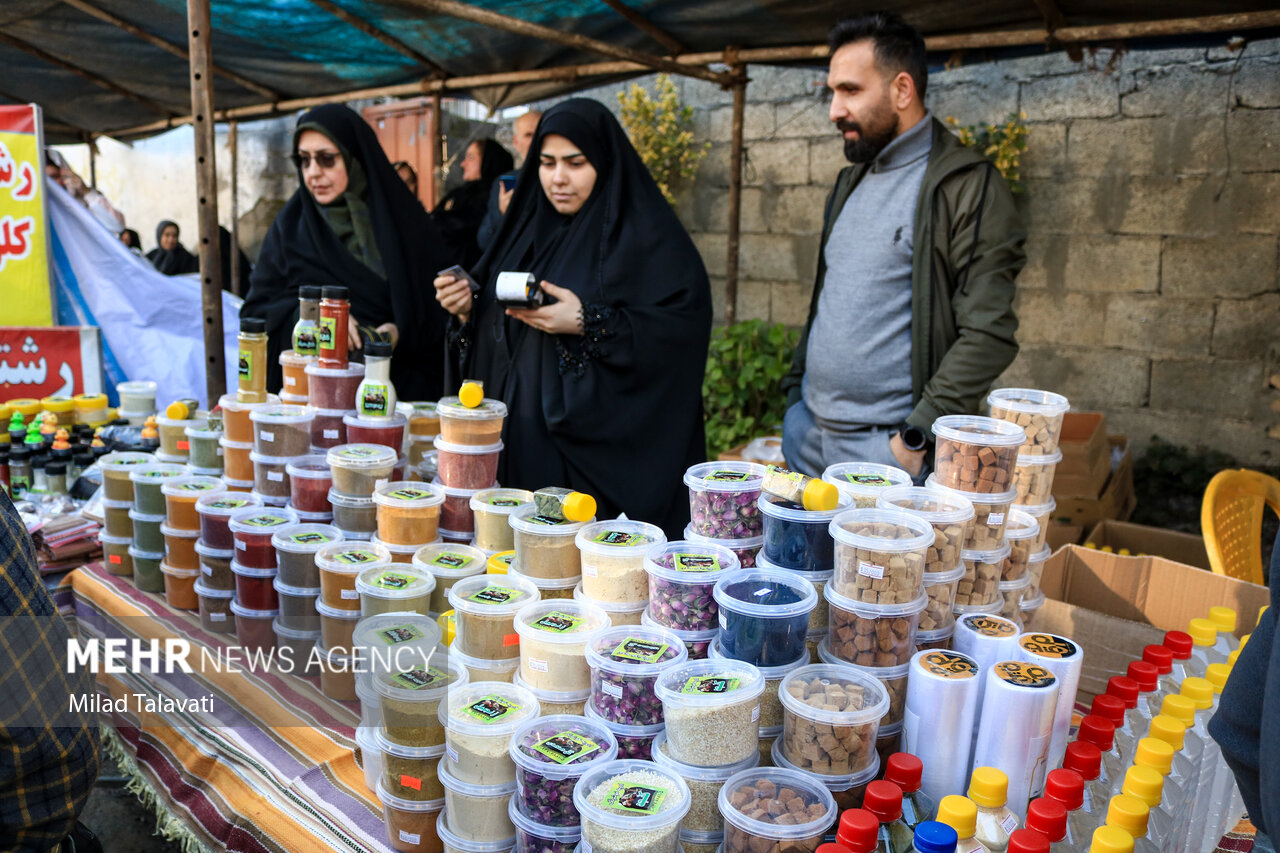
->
(505, 281, 583, 335)
(346, 313, 361, 351)
(376, 323, 400, 349)
(434, 273, 473, 323)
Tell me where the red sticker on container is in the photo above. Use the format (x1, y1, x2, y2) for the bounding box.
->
(177, 440, 190, 450)
(503, 633, 520, 646)
(399, 774, 421, 791)
(108, 554, 122, 564)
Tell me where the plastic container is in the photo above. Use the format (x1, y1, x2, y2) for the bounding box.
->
(1025, 545, 1051, 600)
(507, 504, 594, 580)
(346, 411, 409, 450)
(571, 584, 645, 627)
(575, 520, 666, 604)
(713, 568, 817, 667)
(307, 407, 346, 449)
(249, 404, 313, 457)
(356, 725, 384, 793)
(449, 573, 540, 660)
(231, 559, 279, 610)
(1002, 509, 1039, 581)
(640, 608, 716, 661)
(650, 731, 759, 836)
(920, 564, 965, 633)
(956, 543, 1011, 608)
(374, 481, 446, 545)
(327, 443, 398, 497)
(586, 624, 688, 727)
(987, 388, 1070, 455)
(439, 528, 471, 545)
(1021, 500, 1054, 553)
(509, 797, 581, 853)
(195, 541, 235, 589)
(925, 474, 1017, 551)
(274, 620, 321, 674)
(511, 670, 590, 716)
(247, 451, 292, 500)
(184, 424, 224, 471)
(218, 394, 275, 444)
(1012, 448, 1062, 506)
(161, 562, 200, 609)
(102, 499, 134, 539)
(99, 451, 154, 501)
(437, 777, 518, 845)
(161, 522, 201, 570)
(352, 612, 443, 681)
(815, 637, 910, 728)
(683, 526, 763, 569)
(315, 599, 360, 651)
(375, 656, 467, 748)
(998, 574, 1030, 626)
(931, 415, 1025, 492)
(130, 510, 166, 554)
(509, 566, 578, 601)
(644, 541, 741, 633)
(470, 488, 533, 552)
(230, 601, 278, 652)
(776, 662, 887, 779)
(828, 507, 934, 607)
(316, 540, 392, 610)
(73, 392, 109, 425)
(510, 713, 621, 827)
(219, 438, 253, 481)
(376, 781, 444, 853)
(876, 485, 974, 577)
(436, 396, 508, 446)
(758, 491, 852, 573)
(99, 531, 134, 576)
(357, 564, 436, 617)
(407, 402, 441, 438)
(155, 412, 205, 459)
(684, 461, 766, 539)
(161, 475, 225, 531)
(278, 349, 312, 396)
(195, 578, 236, 632)
(305, 361, 364, 410)
(372, 533, 431, 564)
(655, 658, 764, 766)
(436, 480, 489, 534)
(914, 625, 954, 651)
(433, 437, 502, 490)
(272, 522, 342, 588)
(572, 758, 691, 853)
(414, 542, 488, 613)
(451, 646, 519, 684)
(130, 547, 165, 593)
(1020, 592, 1045, 626)
(708, 637, 807, 732)
(228, 506, 298, 569)
(128, 463, 187, 515)
(116, 380, 157, 413)
(378, 727, 448, 802)
(273, 576, 321, 631)
(514, 599, 612, 693)
(283, 454, 332, 514)
(825, 586, 927, 668)
(441, 680, 540, 785)
(822, 462, 913, 508)
(329, 488, 376, 535)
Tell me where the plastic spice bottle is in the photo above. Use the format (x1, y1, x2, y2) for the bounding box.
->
(1086, 826, 1134, 853)
(912, 821, 960, 853)
(967, 767, 1017, 853)
(863, 780, 913, 853)
(356, 340, 397, 418)
(318, 285, 350, 368)
(761, 464, 838, 511)
(9, 445, 31, 497)
(884, 752, 936, 832)
(532, 487, 597, 522)
(458, 380, 484, 408)
(936, 795, 993, 853)
(1005, 829, 1049, 853)
(1024, 798, 1071, 852)
(293, 285, 322, 357)
(238, 316, 269, 403)
(835, 808, 882, 853)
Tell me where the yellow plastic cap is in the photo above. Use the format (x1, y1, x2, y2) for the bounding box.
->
(437, 610, 455, 646)
(936, 795, 977, 838)
(1180, 677, 1214, 710)
(1206, 663, 1230, 693)
(967, 766, 1009, 808)
(1209, 606, 1237, 634)
(562, 492, 597, 522)
(1160, 694, 1196, 725)
(73, 393, 108, 411)
(40, 395, 74, 413)
(487, 551, 514, 574)
(458, 382, 484, 408)
(1121, 765, 1164, 808)
(1188, 618, 1218, 647)
(801, 477, 839, 512)
(1106, 794, 1150, 838)
(1148, 715, 1186, 751)
(1089, 825, 1135, 853)
(1134, 738, 1174, 775)
(6, 398, 41, 416)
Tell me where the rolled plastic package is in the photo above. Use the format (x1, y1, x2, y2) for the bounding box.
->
(952, 613, 1022, 752)
(904, 649, 982, 806)
(971, 660, 1059, 821)
(1016, 632, 1084, 784)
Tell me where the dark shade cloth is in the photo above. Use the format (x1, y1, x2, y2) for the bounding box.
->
(145, 220, 199, 275)
(218, 226, 252, 294)
(454, 98, 711, 538)
(1210, 531, 1280, 837)
(476, 168, 519, 252)
(241, 104, 454, 398)
(432, 138, 514, 268)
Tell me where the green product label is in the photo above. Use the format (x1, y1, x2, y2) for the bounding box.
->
(592, 530, 647, 547)
(469, 585, 519, 605)
(844, 473, 892, 486)
(602, 781, 667, 815)
(372, 571, 418, 590)
(288, 531, 332, 545)
(339, 446, 381, 459)
(494, 553, 515, 567)
(611, 638, 668, 663)
(532, 611, 583, 633)
(429, 552, 473, 570)
(489, 497, 521, 507)
(706, 470, 751, 482)
(359, 383, 390, 416)
(238, 349, 252, 381)
(681, 675, 740, 695)
(389, 487, 431, 501)
(377, 625, 426, 645)
(533, 731, 601, 765)
(241, 514, 287, 528)
(293, 323, 318, 356)
(318, 316, 337, 351)
(208, 498, 249, 510)
(463, 695, 520, 723)
(673, 553, 721, 572)
(391, 667, 448, 690)
(528, 514, 568, 526)
(335, 549, 377, 565)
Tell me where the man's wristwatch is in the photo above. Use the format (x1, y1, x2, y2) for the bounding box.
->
(898, 425, 928, 453)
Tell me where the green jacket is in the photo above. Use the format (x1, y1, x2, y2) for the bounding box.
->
(781, 117, 1025, 433)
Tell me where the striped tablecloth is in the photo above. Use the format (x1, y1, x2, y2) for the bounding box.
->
(62, 562, 395, 853)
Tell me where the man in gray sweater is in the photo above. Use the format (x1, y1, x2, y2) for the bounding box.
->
(781, 12, 1025, 481)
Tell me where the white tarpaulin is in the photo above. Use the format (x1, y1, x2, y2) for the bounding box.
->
(46, 178, 240, 410)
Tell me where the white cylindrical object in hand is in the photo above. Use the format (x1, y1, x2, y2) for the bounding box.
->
(1016, 632, 1084, 784)
(953, 612, 1022, 757)
(972, 660, 1059, 821)
(905, 649, 982, 806)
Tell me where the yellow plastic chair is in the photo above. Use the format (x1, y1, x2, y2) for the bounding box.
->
(1201, 469, 1280, 586)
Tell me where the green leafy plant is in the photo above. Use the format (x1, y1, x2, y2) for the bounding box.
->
(703, 320, 799, 458)
(945, 112, 1030, 193)
(617, 74, 710, 204)
(1131, 436, 1240, 534)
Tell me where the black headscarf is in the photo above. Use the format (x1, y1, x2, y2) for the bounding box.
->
(433, 138, 514, 268)
(146, 220, 199, 275)
(242, 104, 454, 398)
(459, 98, 711, 537)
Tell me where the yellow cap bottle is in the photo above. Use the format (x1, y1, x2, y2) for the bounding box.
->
(165, 398, 199, 420)
(801, 477, 839, 512)
(1133, 738, 1174, 775)
(1187, 618, 1218, 647)
(967, 766, 1009, 808)
(1106, 794, 1150, 838)
(1089, 825, 1135, 853)
(1148, 715, 1187, 751)
(1208, 606, 1237, 634)
(1205, 663, 1230, 694)
(562, 491, 596, 522)
(1120, 765, 1164, 808)
(437, 609, 456, 646)
(937, 795, 978, 840)
(1180, 677, 1214, 710)
(458, 381, 484, 408)
(1160, 694, 1196, 726)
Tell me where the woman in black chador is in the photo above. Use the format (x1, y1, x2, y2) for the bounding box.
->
(432, 138, 514, 268)
(434, 99, 712, 537)
(243, 104, 454, 397)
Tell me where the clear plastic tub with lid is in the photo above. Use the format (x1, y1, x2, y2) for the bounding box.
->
(926, 474, 1017, 551)
(469, 487, 533, 552)
(162, 475, 227, 531)
(758, 491, 852, 574)
(957, 542, 1011, 608)
(436, 396, 507, 446)
(274, 620, 320, 673)
(272, 522, 342, 587)
(128, 463, 187, 515)
(998, 575, 1030, 627)
(379, 734, 447, 801)
(130, 546, 165, 593)
(509, 504, 594, 581)
(414, 542, 487, 613)
(513, 671, 591, 716)
(406, 401, 441, 438)
(356, 725, 382, 794)
(154, 412, 205, 458)
(374, 481, 446, 545)
(327, 443, 398, 497)
(219, 438, 253, 481)
(316, 540, 392, 610)
(441, 680, 540, 785)
(375, 782, 443, 853)
(183, 424, 224, 470)
(279, 349, 312, 396)
(514, 599, 611, 693)
(451, 646, 519, 684)
(1025, 545, 1051, 599)
(231, 559, 278, 610)
(920, 564, 965, 633)
(825, 586, 927, 668)
(310, 407, 347, 449)
(130, 509, 165, 553)
(640, 608, 716, 661)
(683, 525, 763, 568)
(829, 508, 934, 605)
(161, 562, 200, 609)
(329, 488, 376, 535)
(510, 713, 620, 827)
(508, 566, 578, 602)
(815, 637, 911, 728)
(987, 387, 1070, 455)
(509, 796, 581, 853)
(357, 563, 436, 617)
(717, 766, 836, 853)
(375, 656, 467, 748)
(273, 577, 321, 631)
(654, 658, 764, 766)
(437, 770, 517, 845)
(99, 532, 133, 576)
(230, 601, 278, 652)
(249, 404, 314, 457)
(218, 393, 278, 444)
(713, 568, 816, 667)
(930, 415, 1025, 493)
(1012, 448, 1063, 505)
(1020, 591, 1045, 626)
(345, 411, 408, 451)
(434, 436, 503, 490)
(194, 578, 235, 632)
(645, 540, 741, 633)
(821, 462, 913, 508)
(707, 637, 807, 731)
(195, 541, 234, 589)
(352, 611, 443, 677)
(586, 624, 688, 727)
(570, 584, 643, 627)
(1002, 509, 1039, 581)
(432, 479, 484, 533)
(286, 454, 332, 514)
(778, 663, 889, 776)
(116, 380, 157, 413)
(684, 461, 766, 540)
(305, 361, 363, 410)
(651, 730, 759, 835)
(249, 451, 294, 500)
(914, 624, 954, 651)
(228, 506, 298, 569)
(98, 451, 155, 502)
(576, 520, 666, 604)
(161, 523, 200, 570)
(448, 572, 540, 660)
(876, 485, 974, 575)
(572, 758, 691, 853)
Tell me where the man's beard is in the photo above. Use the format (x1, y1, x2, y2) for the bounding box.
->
(838, 105, 900, 164)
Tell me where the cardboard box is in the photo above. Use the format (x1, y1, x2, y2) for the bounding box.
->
(1029, 545, 1267, 699)
(1083, 519, 1211, 571)
(1052, 435, 1135, 531)
(1055, 412, 1110, 497)
(1047, 522, 1084, 550)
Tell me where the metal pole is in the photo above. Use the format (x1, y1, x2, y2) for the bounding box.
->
(228, 120, 241, 296)
(724, 64, 746, 326)
(187, 0, 226, 405)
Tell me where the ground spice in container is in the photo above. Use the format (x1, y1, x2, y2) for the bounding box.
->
(345, 411, 408, 451)
(930, 415, 1024, 493)
(572, 584, 646, 627)
(956, 543, 1010, 608)
(305, 361, 364, 409)
(575, 521, 665, 604)
(329, 488, 376, 536)
(229, 506, 299, 569)
(438, 762, 517, 843)
(707, 638, 807, 731)
(100, 532, 133, 576)
(375, 658, 467, 748)
(248, 452, 293, 500)
(129, 463, 187, 515)
(407, 401, 441, 438)
(250, 404, 314, 457)
(195, 578, 235, 632)
(377, 783, 444, 853)
(197, 493, 262, 550)
(285, 454, 332, 513)
(219, 394, 274, 444)
(436, 396, 507, 446)
(435, 480, 486, 534)
(509, 713, 619, 827)
(273, 577, 321, 631)
(718, 767, 837, 853)
(469, 488, 533, 553)
(311, 407, 349, 450)
(328, 443, 398, 497)
(161, 523, 200, 570)
(821, 462, 913, 509)
(515, 600, 611, 693)
(507, 567, 577, 602)
(573, 760, 691, 853)
(317, 541, 392, 609)
(684, 461, 766, 539)
(358, 564, 436, 617)
(448, 573, 539, 659)
(163, 475, 227, 531)
(102, 500, 134, 539)
(778, 664, 888, 776)
(1002, 510, 1038, 581)
(683, 525, 763, 569)
(318, 644, 359, 700)
(513, 671, 590, 716)
(509, 505, 593, 581)
(651, 731, 759, 834)
(825, 587, 926, 668)
(876, 485, 974, 576)
(830, 508, 934, 606)
(380, 734, 448, 801)
(195, 542, 235, 590)
(219, 438, 253, 481)
(130, 547, 165, 593)
(644, 541, 740, 633)
(759, 492, 852, 573)
(273, 523, 342, 588)
(374, 481, 446, 545)
(654, 658, 765, 766)
(452, 647, 519, 684)
(442, 681, 540, 785)
(130, 511, 166, 553)
(161, 562, 200, 609)
(987, 388, 1070, 455)
(373, 534, 427, 565)
(99, 451, 154, 502)
(414, 543, 487, 613)
(585, 625, 687, 727)
(232, 560, 279, 610)
(230, 601, 278, 652)
(713, 568, 817, 667)
(434, 437, 503, 491)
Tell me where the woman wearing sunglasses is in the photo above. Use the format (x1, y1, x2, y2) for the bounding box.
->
(242, 104, 455, 398)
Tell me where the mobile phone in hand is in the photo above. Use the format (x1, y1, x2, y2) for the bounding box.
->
(499, 174, 517, 192)
(438, 264, 481, 294)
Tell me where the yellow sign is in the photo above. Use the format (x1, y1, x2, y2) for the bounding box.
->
(0, 104, 53, 325)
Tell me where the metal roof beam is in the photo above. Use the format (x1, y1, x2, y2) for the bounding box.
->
(600, 0, 686, 55)
(304, 0, 450, 77)
(0, 30, 174, 115)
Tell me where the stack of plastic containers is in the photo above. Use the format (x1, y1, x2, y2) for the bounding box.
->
(508, 501, 594, 605)
(643, 540, 740, 661)
(227, 505, 298, 654)
(325, 443, 399, 542)
(469, 487, 533, 555)
(271, 521, 345, 669)
(447, 572, 539, 691)
(100, 452, 166, 593)
(513, 598, 611, 728)
(405, 401, 441, 474)
(574, 519, 666, 630)
(249, 403, 317, 510)
(154, 406, 206, 466)
(217, 393, 279, 493)
(183, 413, 224, 477)
(683, 461, 767, 570)
(193, 491, 262, 634)
(159, 474, 225, 611)
(115, 380, 158, 425)
(432, 393, 507, 544)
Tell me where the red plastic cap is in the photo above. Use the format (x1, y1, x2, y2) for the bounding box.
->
(836, 809, 881, 853)
(1045, 767, 1086, 809)
(863, 780, 904, 823)
(816, 845, 853, 853)
(1025, 797, 1068, 842)
(1063, 741, 1102, 782)
(1164, 631, 1193, 659)
(1107, 676, 1140, 708)
(1079, 713, 1117, 750)
(1127, 661, 1160, 692)
(1008, 828, 1052, 853)
(1143, 644, 1173, 674)
(1090, 694, 1126, 728)
(883, 753, 923, 793)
